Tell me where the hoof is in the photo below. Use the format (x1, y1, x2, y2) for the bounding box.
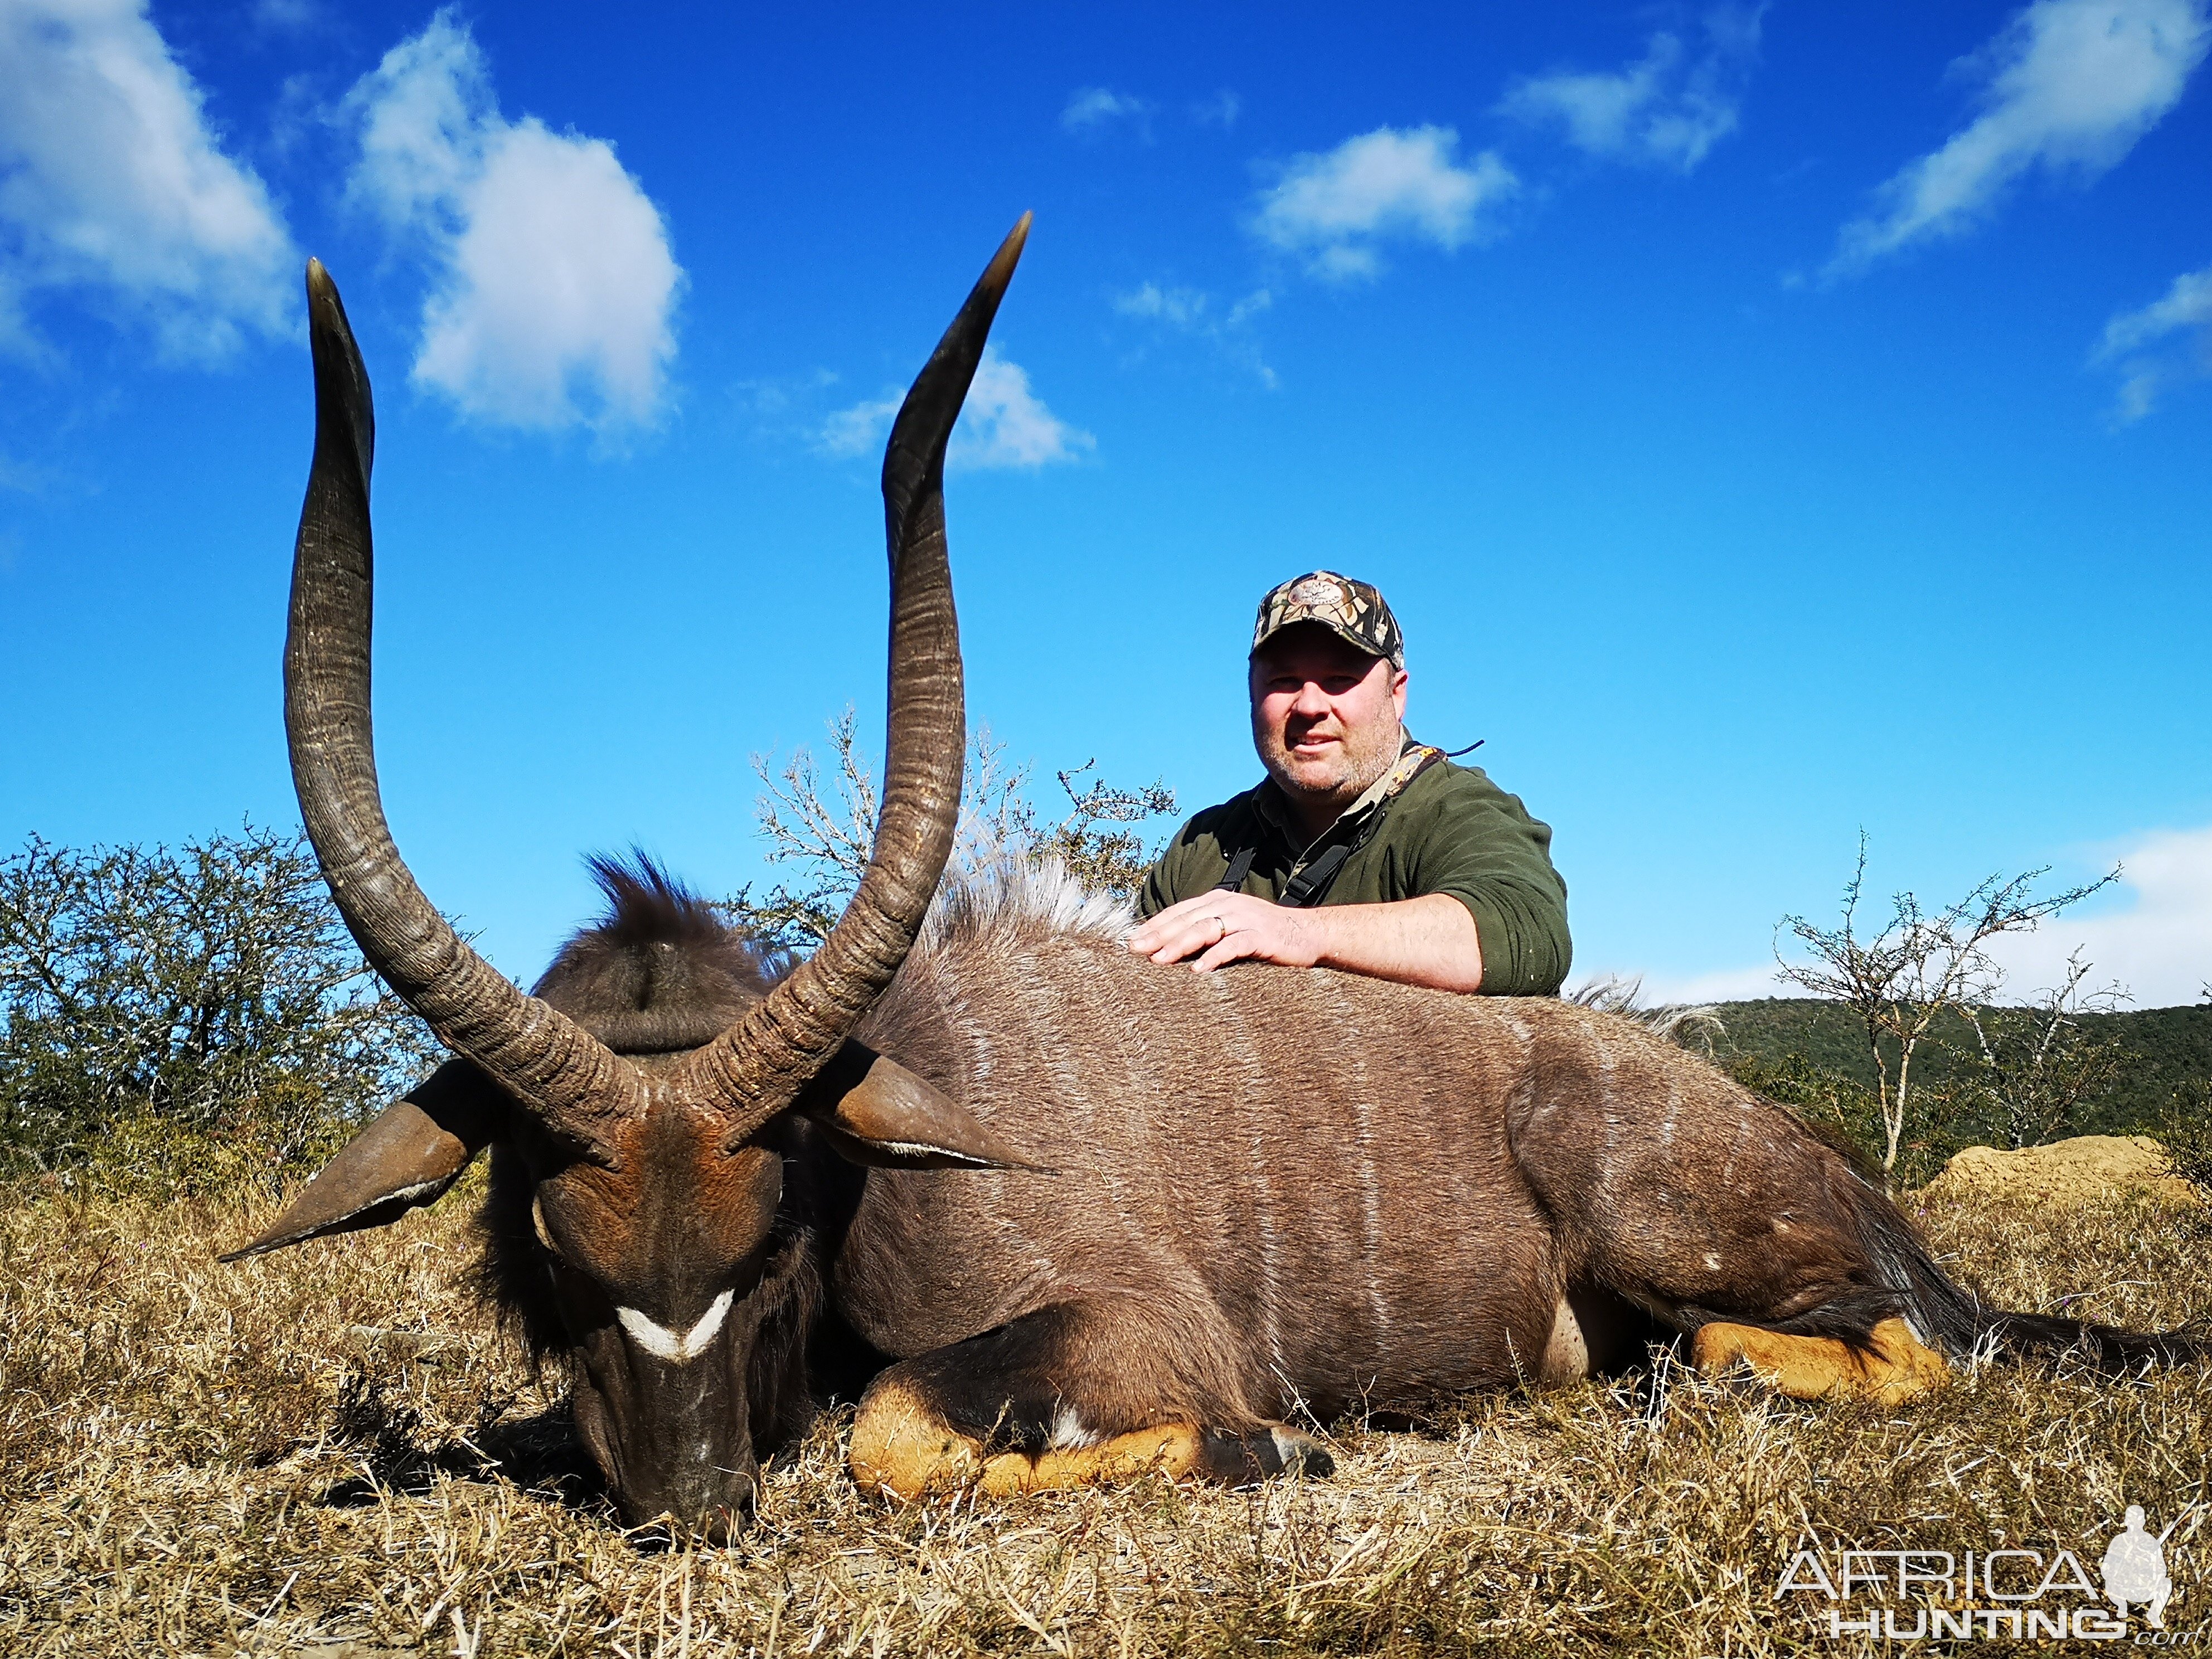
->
(1265, 1424, 1336, 1479)
(1189, 1423, 1337, 1486)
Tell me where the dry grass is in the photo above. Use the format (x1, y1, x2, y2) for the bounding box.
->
(2, 1175, 2208, 1657)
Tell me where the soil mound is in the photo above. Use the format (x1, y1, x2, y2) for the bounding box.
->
(1921, 1134, 2198, 1206)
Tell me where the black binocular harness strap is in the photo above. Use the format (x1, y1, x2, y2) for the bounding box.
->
(1214, 745, 1443, 910)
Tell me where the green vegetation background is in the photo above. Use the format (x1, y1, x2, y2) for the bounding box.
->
(1708, 998, 2212, 1134)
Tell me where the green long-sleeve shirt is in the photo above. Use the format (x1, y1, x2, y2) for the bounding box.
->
(1136, 748, 1572, 996)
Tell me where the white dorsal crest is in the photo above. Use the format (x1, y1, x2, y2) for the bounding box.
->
(617, 1291, 734, 1363)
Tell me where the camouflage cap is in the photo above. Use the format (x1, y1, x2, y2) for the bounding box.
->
(1250, 570, 1405, 668)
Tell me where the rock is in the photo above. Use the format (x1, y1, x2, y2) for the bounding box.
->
(1920, 1134, 2199, 1207)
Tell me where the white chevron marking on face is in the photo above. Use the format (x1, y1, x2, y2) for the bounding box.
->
(616, 1291, 734, 1363)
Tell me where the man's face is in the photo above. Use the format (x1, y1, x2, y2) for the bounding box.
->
(1248, 623, 1409, 818)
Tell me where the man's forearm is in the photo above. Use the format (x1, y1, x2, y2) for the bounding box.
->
(1127, 887, 1486, 990)
(1303, 893, 1483, 993)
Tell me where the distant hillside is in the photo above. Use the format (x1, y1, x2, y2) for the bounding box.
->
(1703, 998, 2212, 1133)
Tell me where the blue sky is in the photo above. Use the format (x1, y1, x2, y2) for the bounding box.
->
(3, 0, 2209, 1006)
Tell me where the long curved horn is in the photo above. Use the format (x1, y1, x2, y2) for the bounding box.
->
(678, 214, 1031, 1141)
(288, 261, 644, 1147)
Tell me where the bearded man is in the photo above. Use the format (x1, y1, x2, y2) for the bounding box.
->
(1128, 571, 1570, 995)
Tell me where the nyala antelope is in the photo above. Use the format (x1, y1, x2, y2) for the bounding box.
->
(226, 218, 2199, 1541)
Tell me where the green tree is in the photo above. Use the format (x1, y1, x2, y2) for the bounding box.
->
(0, 825, 434, 1186)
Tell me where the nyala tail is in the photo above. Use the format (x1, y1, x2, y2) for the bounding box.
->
(1841, 1167, 2204, 1372)
(1972, 1309, 2203, 1371)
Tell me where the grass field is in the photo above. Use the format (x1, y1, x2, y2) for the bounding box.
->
(2, 1172, 2207, 1657)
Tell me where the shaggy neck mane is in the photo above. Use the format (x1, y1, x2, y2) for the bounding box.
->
(530, 854, 787, 1053)
(914, 856, 1134, 954)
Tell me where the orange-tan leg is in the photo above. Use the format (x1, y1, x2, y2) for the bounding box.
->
(1691, 1316, 1950, 1407)
(848, 1376, 983, 1499)
(848, 1375, 1328, 1501)
(982, 1426, 1216, 1497)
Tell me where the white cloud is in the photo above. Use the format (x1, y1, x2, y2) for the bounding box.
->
(0, 443, 54, 495)
(342, 9, 682, 433)
(1112, 282, 1275, 386)
(2093, 259, 2212, 419)
(1250, 125, 1516, 282)
(816, 389, 902, 459)
(1498, 5, 1764, 172)
(733, 365, 839, 425)
(1983, 826, 2212, 1008)
(818, 347, 1093, 471)
(249, 0, 321, 35)
(952, 351, 1097, 468)
(0, 271, 37, 362)
(0, 0, 294, 361)
(1114, 283, 1210, 329)
(1829, 0, 2209, 277)
(1061, 87, 1152, 137)
(1190, 90, 1241, 129)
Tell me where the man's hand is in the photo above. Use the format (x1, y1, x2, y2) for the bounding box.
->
(1128, 891, 1325, 974)
(1126, 890, 1485, 992)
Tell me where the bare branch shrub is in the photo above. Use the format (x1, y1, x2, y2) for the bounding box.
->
(1776, 832, 2117, 1185)
(724, 709, 1177, 949)
(2158, 1078, 2212, 1202)
(1952, 950, 2129, 1151)
(1031, 759, 1179, 903)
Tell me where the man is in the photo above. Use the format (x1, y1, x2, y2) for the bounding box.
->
(1128, 570, 1570, 995)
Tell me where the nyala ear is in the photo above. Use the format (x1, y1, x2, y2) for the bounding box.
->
(802, 1042, 1049, 1172)
(218, 1059, 502, 1262)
